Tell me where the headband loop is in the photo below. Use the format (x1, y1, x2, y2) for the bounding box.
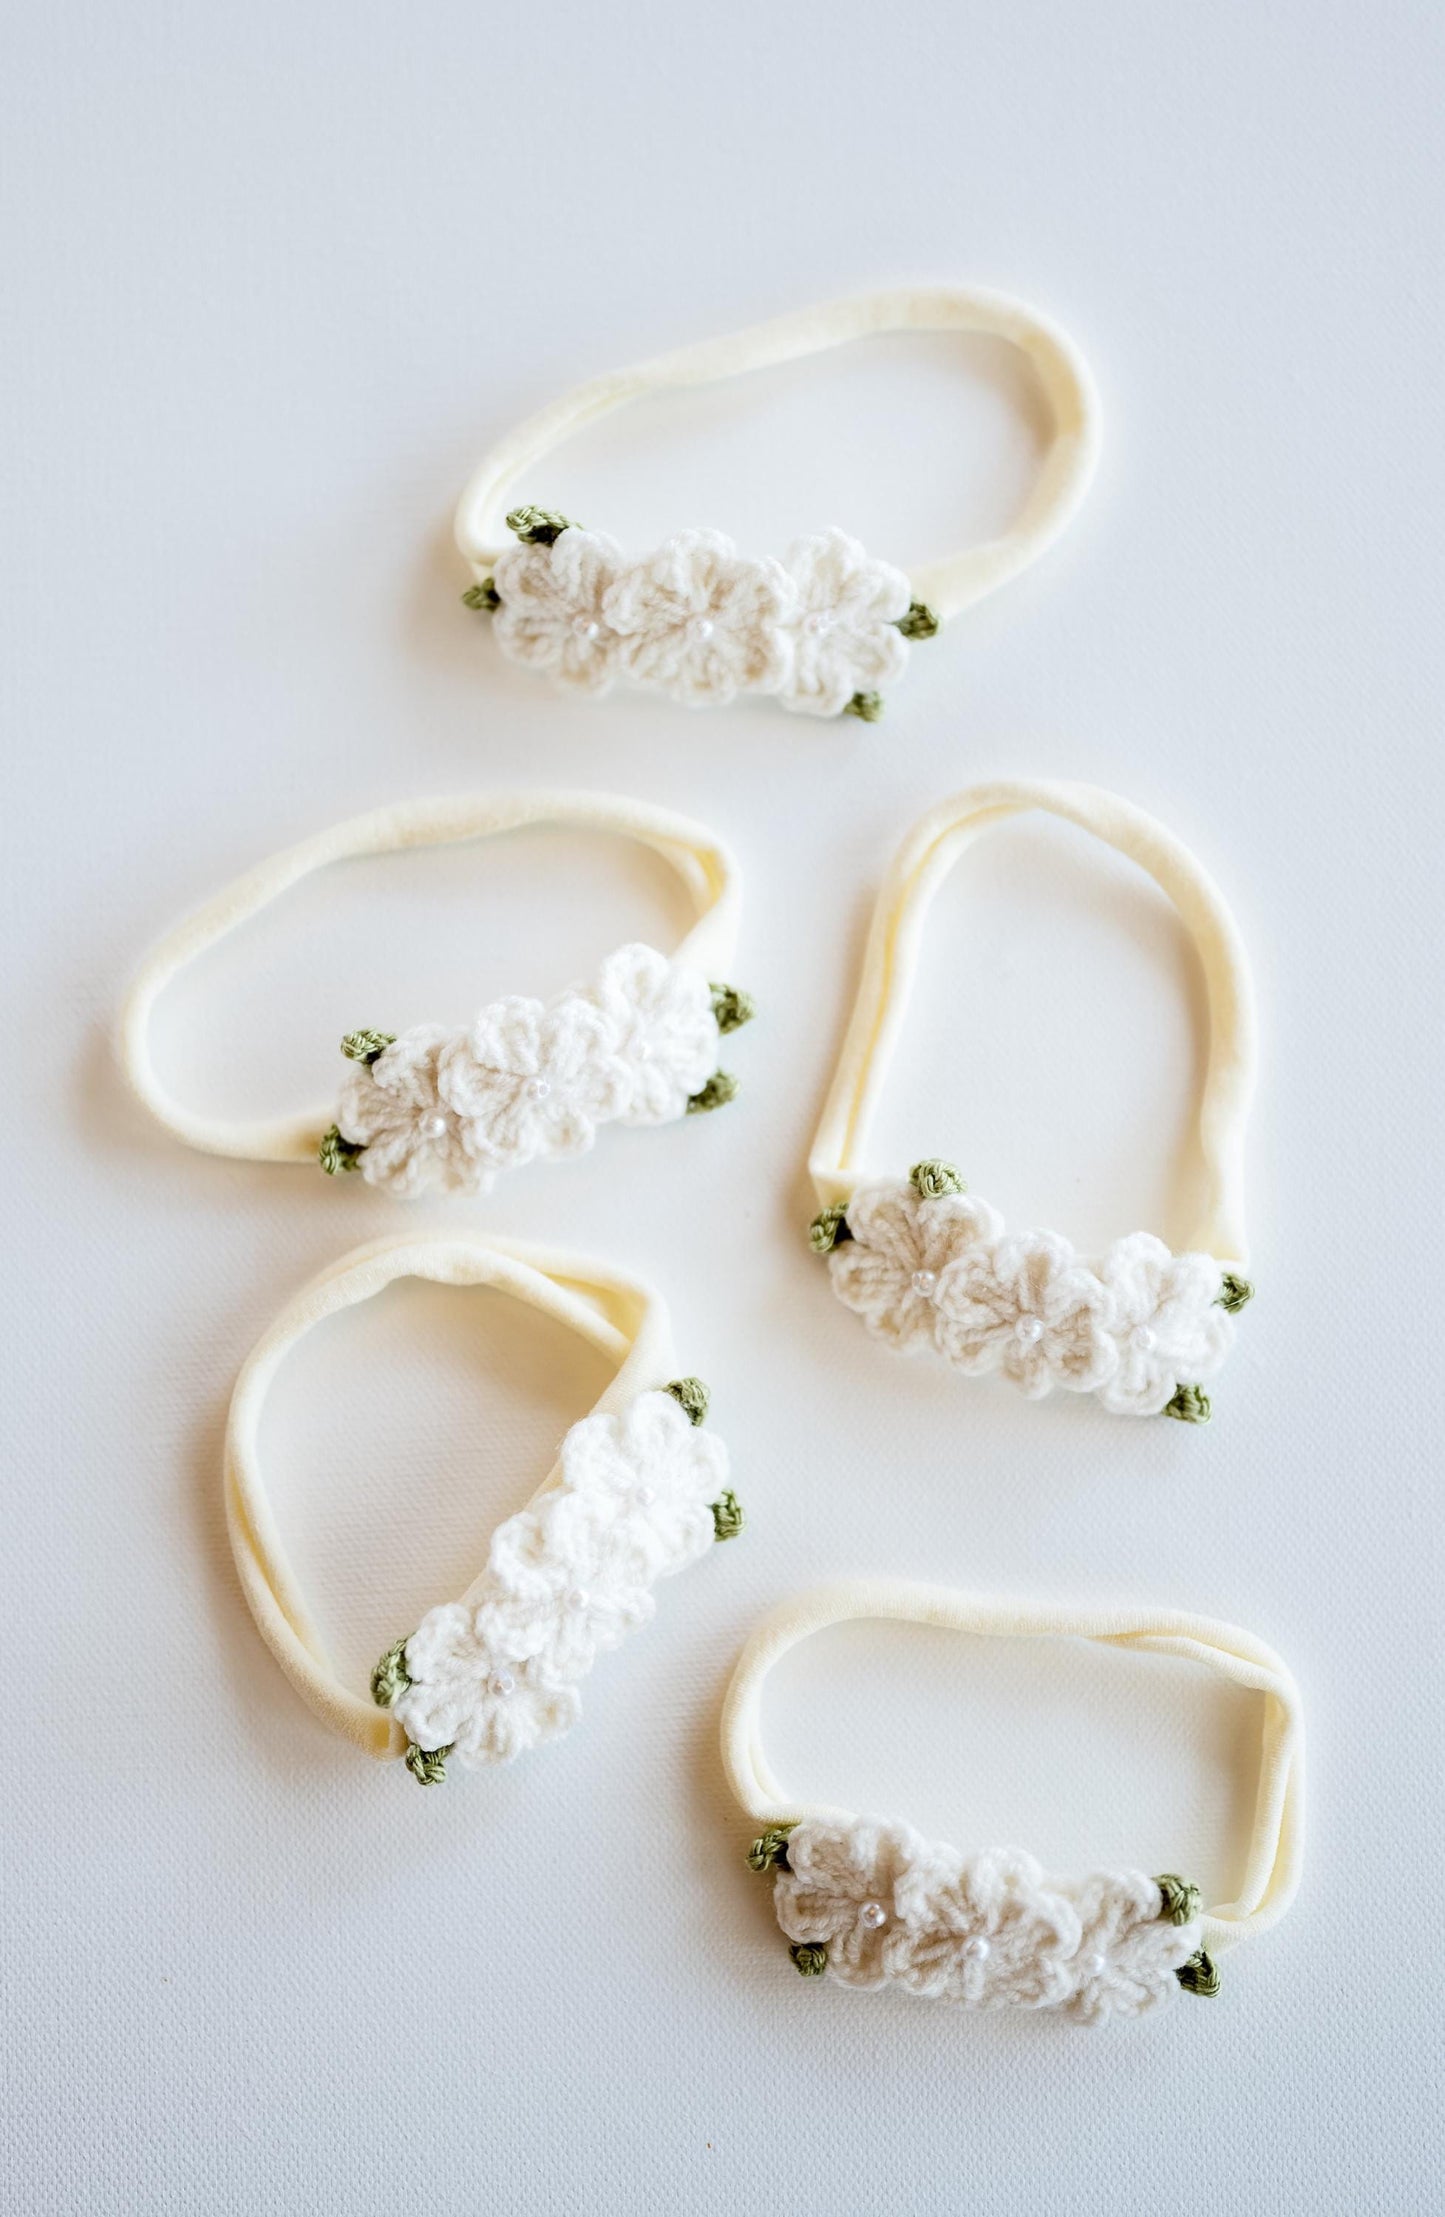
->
(456, 286, 1101, 625)
(226, 1233, 676, 1760)
(721, 1579, 1304, 1956)
(809, 780, 1256, 1263)
(120, 790, 741, 1167)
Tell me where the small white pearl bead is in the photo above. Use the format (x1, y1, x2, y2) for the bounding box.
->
(1131, 1323, 1157, 1352)
(804, 610, 832, 635)
(1014, 1314, 1044, 1347)
(527, 1078, 551, 1101)
(424, 1114, 448, 1139)
(859, 1901, 887, 1930)
(689, 616, 715, 643)
(962, 1935, 991, 1962)
(572, 615, 601, 641)
(566, 1586, 589, 1611)
(911, 1269, 938, 1298)
(487, 1670, 515, 1698)
(634, 1484, 657, 1508)
(1085, 1952, 1106, 1977)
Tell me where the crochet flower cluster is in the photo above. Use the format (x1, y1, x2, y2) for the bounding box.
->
(751, 1817, 1210, 2023)
(322, 943, 752, 1199)
(477, 513, 937, 720)
(375, 1386, 741, 1781)
(813, 1163, 1251, 1420)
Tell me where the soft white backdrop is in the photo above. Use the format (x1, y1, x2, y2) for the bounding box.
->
(4, 5, 1442, 2212)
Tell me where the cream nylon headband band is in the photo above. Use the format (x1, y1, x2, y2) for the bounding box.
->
(810, 779, 1255, 1253)
(227, 1233, 742, 1777)
(807, 783, 1259, 1421)
(120, 790, 744, 1177)
(454, 288, 1100, 720)
(721, 1580, 1304, 1957)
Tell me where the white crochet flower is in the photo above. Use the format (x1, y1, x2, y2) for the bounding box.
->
(774, 1819, 937, 1990)
(827, 1180, 1003, 1354)
(777, 527, 912, 717)
(1063, 1868, 1200, 2024)
(491, 528, 627, 694)
(1097, 1234, 1234, 1416)
(486, 1491, 655, 1680)
(336, 1026, 493, 1199)
(558, 1390, 725, 1581)
(934, 1229, 1119, 1397)
(589, 942, 720, 1124)
(603, 529, 795, 705)
(440, 993, 631, 1171)
(893, 1846, 1083, 2009)
(392, 1601, 580, 1762)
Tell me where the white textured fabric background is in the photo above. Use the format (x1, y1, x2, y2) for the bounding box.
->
(4, 6, 1442, 2212)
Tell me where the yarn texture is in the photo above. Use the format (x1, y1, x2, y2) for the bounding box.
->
(333, 942, 747, 1200)
(488, 523, 917, 718)
(387, 1389, 733, 1769)
(766, 1818, 1201, 2023)
(825, 1175, 1235, 1415)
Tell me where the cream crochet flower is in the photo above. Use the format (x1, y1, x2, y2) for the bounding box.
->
(442, 993, 632, 1170)
(590, 941, 720, 1124)
(392, 1603, 580, 1762)
(558, 1390, 725, 1581)
(1064, 1867, 1201, 2024)
(1097, 1234, 1234, 1416)
(777, 528, 912, 717)
(336, 1026, 494, 1198)
(934, 1229, 1119, 1397)
(491, 528, 626, 694)
(773, 1819, 933, 1990)
(602, 529, 795, 705)
(892, 1845, 1083, 2009)
(827, 1181, 1003, 1354)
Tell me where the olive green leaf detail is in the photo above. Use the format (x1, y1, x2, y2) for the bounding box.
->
(897, 599, 940, 639)
(1164, 1384, 1211, 1425)
(318, 1124, 363, 1176)
(505, 506, 577, 546)
(687, 1071, 739, 1115)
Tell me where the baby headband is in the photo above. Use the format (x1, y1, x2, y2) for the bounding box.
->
(454, 287, 1100, 722)
(120, 791, 753, 1200)
(808, 779, 1257, 1422)
(723, 1580, 1303, 2024)
(226, 1232, 744, 1785)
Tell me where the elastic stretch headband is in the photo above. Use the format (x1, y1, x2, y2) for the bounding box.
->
(226, 1233, 744, 1785)
(808, 780, 1258, 1422)
(120, 791, 752, 1200)
(455, 287, 1100, 722)
(722, 1580, 1303, 2023)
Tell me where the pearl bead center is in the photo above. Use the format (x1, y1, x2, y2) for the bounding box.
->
(859, 1900, 887, 1930)
(1131, 1323, 1157, 1352)
(1014, 1314, 1044, 1347)
(424, 1113, 448, 1139)
(688, 615, 716, 645)
(487, 1669, 515, 1698)
(526, 1078, 552, 1101)
(911, 1269, 938, 1298)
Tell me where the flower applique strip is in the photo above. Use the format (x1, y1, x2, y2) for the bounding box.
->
(468, 509, 939, 722)
(318, 941, 755, 1200)
(812, 1160, 1253, 1420)
(746, 1817, 1215, 2024)
(372, 1383, 743, 1784)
